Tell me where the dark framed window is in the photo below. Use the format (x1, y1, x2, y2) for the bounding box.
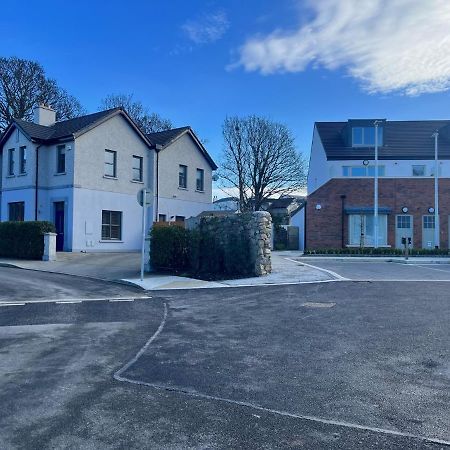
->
(158, 214, 167, 222)
(57, 145, 66, 173)
(196, 168, 204, 191)
(101, 210, 122, 240)
(105, 150, 117, 177)
(179, 164, 187, 188)
(9, 202, 24, 221)
(412, 165, 425, 176)
(19, 146, 27, 174)
(8, 148, 14, 175)
(175, 215, 185, 223)
(132, 155, 143, 181)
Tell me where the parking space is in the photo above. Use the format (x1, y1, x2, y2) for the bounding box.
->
(299, 259, 450, 281)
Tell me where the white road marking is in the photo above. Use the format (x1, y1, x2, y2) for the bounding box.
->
(284, 258, 350, 281)
(414, 265, 450, 274)
(55, 300, 82, 304)
(114, 302, 168, 381)
(109, 299, 135, 302)
(0, 302, 25, 306)
(0, 296, 152, 305)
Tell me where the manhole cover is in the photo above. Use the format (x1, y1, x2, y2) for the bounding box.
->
(301, 302, 336, 308)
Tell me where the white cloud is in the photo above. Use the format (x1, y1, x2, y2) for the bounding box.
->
(237, 0, 450, 95)
(183, 10, 229, 44)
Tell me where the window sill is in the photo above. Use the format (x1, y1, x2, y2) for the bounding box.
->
(195, 189, 205, 193)
(54, 172, 67, 176)
(131, 180, 144, 184)
(99, 240, 123, 243)
(178, 187, 188, 191)
(6, 175, 15, 178)
(18, 173, 28, 177)
(103, 175, 118, 180)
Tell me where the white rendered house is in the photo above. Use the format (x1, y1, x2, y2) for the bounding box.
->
(0, 106, 217, 252)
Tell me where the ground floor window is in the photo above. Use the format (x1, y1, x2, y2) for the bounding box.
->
(8, 202, 24, 221)
(349, 214, 387, 246)
(175, 215, 185, 223)
(158, 214, 167, 222)
(102, 210, 122, 240)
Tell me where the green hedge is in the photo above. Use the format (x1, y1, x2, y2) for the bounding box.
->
(150, 218, 253, 279)
(0, 221, 56, 259)
(304, 247, 450, 256)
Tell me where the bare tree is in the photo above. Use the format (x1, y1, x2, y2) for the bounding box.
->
(0, 56, 85, 131)
(220, 115, 306, 211)
(99, 93, 172, 133)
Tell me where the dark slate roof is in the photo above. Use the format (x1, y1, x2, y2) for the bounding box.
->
(146, 127, 190, 147)
(14, 108, 121, 142)
(316, 120, 450, 160)
(147, 127, 217, 170)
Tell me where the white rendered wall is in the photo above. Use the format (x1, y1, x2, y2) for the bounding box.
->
(328, 159, 450, 178)
(307, 125, 329, 194)
(291, 208, 305, 251)
(72, 187, 152, 252)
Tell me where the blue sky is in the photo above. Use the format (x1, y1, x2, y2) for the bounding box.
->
(2, 0, 450, 171)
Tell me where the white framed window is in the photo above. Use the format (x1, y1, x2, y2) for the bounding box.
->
(349, 214, 387, 246)
(342, 165, 385, 177)
(19, 146, 27, 174)
(179, 164, 187, 188)
(352, 127, 383, 146)
(8, 148, 14, 175)
(412, 165, 425, 177)
(196, 168, 204, 191)
(132, 155, 143, 182)
(105, 149, 117, 178)
(423, 215, 435, 229)
(102, 210, 122, 240)
(57, 145, 66, 174)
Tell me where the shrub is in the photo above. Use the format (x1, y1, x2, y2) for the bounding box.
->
(303, 247, 450, 256)
(0, 221, 55, 259)
(150, 225, 190, 271)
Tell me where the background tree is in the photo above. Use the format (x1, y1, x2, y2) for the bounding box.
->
(220, 115, 306, 211)
(99, 93, 172, 133)
(0, 56, 85, 131)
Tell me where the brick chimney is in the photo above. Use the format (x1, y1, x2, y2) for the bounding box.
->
(33, 104, 56, 126)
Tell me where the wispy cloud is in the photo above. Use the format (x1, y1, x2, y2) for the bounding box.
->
(236, 0, 450, 95)
(183, 10, 229, 45)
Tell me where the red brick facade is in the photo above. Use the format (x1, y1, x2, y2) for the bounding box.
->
(306, 178, 450, 249)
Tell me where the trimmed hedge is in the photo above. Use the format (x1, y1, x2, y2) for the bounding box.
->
(150, 218, 253, 279)
(304, 247, 450, 256)
(0, 221, 56, 260)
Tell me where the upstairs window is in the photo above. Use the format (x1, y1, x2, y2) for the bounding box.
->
(342, 165, 385, 177)
(19, 146, 27, 174)
(179, 164, 187, 188)
(132, 156, 143, 182)
(57, 145, 66, 174)
(352, 127, 383, 146)
(105, 149, 117, 178)
(412, 165, 425, 177)
(196, 168, 205, 191)
(8, 148, 14, 175)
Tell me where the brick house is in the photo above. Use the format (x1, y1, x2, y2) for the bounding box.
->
(306, 119, 450, 250)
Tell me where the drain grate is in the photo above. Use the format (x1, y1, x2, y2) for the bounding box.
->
(301, 302, 336, 308)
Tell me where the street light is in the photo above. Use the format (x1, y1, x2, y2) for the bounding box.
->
(432, 130, 440, 248)
(373, 120, 382, 248)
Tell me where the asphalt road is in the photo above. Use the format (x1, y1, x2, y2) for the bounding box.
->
(0, 267, 449, 449)
(0, 267, 143, 302)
